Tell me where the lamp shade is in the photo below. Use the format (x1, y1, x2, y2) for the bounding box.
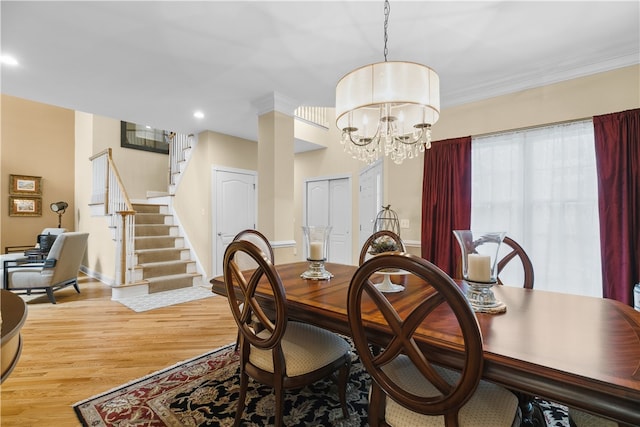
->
(335, 61, 440, 137)
(50, 201, 68, 212)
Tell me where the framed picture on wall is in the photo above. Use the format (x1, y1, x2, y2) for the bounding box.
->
(9, 196, 42, 216)
(9, 174, 42, 196)
(121, 121, 170, 154)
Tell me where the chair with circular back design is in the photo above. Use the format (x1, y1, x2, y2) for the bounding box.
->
(497, 236, 534, 289)
(347, 252, 520, 426)
(359, 230, 406, 266)
(224, 239, 352, 427)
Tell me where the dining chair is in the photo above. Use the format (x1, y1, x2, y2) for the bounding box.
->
(223, 239, 352, 427)
(497, 236, 534, 289)
(569, 408, 619, 427)
(348, 251, 520, 426)
(232, 228, 274, 269)
(359, 230, 406, 265)
(231, 229, 275, 350)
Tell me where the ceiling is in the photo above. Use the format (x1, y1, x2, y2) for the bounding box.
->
(2, 1, 639, 145)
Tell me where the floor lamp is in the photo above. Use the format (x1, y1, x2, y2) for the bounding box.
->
(50, 201, 68, 228)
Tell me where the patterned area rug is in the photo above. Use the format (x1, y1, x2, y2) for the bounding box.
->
(74, 343, 368, 426)
(74, 343, 571, 426)
(116, 285, 215, 312)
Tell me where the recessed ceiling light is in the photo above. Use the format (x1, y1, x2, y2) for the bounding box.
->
(194, 111, 204, 119)
(0, 55, 19, 66)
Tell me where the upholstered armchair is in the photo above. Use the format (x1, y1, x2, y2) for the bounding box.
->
(4, 227, 68, 255)
(4, 232, 89, 304)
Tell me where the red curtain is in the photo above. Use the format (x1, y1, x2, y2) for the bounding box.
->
(593, 108, 640, 305)
(421, 137, 472, 276)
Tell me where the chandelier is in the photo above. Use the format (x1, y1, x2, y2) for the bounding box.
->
(335, 0, 440, 165)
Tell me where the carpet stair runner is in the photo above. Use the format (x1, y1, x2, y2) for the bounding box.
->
(115, 202, 201, 298)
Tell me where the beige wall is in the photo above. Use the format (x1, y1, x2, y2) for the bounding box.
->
(74, 113, 114, 282)
(3, 65, 638, 282)
(1, 95, 171, 279)
(293, 120, 364, 264)
(173, 130, 258, 279)
(1, 95, 75, 251)
(90, 116, 169, 200)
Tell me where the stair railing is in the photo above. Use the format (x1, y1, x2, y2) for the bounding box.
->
(169, 132, 194, 188)
(90, 148, 136, 286)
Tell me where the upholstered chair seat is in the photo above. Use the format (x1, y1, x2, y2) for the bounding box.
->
(570, 408, 618, 427)
(382, 356, 519, 426)
(5, 232, 89, 304)
(251, 322, 352, 376)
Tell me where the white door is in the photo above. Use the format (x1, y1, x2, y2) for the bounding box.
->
(305, 177, 351, 264)
(329, 179, 350, 264)
(358, 161, 383, 248)
(306, 180, 329, 227)
(213, 168, 257, 276)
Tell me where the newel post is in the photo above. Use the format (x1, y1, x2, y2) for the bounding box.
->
(117, 210, 136, 285)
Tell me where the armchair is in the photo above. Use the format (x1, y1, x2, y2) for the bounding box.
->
(4, 227, 68, 255)
(4, 232, 89, 304)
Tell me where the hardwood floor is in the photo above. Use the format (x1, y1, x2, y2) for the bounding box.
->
(0, 274, 238, 426)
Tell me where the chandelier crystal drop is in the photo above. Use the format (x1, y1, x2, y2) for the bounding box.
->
(335, 1, 440, 165)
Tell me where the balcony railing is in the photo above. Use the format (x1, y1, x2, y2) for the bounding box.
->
(294, 106, 329, 129)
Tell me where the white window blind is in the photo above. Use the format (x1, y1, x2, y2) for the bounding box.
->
(471, 120, 602, 297)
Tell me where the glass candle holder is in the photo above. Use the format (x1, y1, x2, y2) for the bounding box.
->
(453, 230, 506, 312)
(301, 226, 333, 280)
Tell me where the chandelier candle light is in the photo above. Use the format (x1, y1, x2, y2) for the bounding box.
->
(301, 226, 333, 280)
(335, 0, 440, 165)
(453, 230, 507, 313)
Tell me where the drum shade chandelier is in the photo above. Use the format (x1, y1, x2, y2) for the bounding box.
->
(335, 0, 440, 165)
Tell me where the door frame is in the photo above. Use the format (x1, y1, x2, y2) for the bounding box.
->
(358, 160, 383, 249)
(211, 165, 258, 276)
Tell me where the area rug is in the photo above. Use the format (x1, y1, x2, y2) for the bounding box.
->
(116, 285, 215, 312)
(74, 343, 369, 426)
(74, 343, 572, 426)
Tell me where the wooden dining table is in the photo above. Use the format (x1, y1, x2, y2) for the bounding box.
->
(210, 261, 640, 426)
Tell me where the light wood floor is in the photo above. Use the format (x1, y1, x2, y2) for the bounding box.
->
(0, 274, 238, 426)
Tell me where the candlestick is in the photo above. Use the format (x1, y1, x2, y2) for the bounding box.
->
(309, 242, 323, 260)
(467, 254, 491, 282)
(453, 230, 506, 313)
(301, 225, 333, 280)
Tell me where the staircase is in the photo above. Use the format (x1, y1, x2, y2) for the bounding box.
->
(91, 135, 201, 300)
(111, 202, 201, 299)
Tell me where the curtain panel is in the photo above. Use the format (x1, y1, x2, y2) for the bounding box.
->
(421, 136, 472, 276)
(593, 108, 640, 306)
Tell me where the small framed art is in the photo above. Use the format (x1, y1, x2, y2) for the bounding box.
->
(9, 174, 42, 196)
(9, 196, 42, 217)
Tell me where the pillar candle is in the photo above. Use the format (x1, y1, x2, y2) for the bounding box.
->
(467, 254, 491, 282)
(309, 242, 324, 260)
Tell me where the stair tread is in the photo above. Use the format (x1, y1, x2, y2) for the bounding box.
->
(145, 272, 200, 283)
(136, 259, 195, 268)
(135, 247, 186, 253)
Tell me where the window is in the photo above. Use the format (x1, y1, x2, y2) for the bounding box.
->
(121, 121, 170, 154)
(471, 120, 602, 297)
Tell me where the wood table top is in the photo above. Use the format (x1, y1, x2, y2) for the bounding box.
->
(1, 289, 28, 383)
(211, 261, 640, 424)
